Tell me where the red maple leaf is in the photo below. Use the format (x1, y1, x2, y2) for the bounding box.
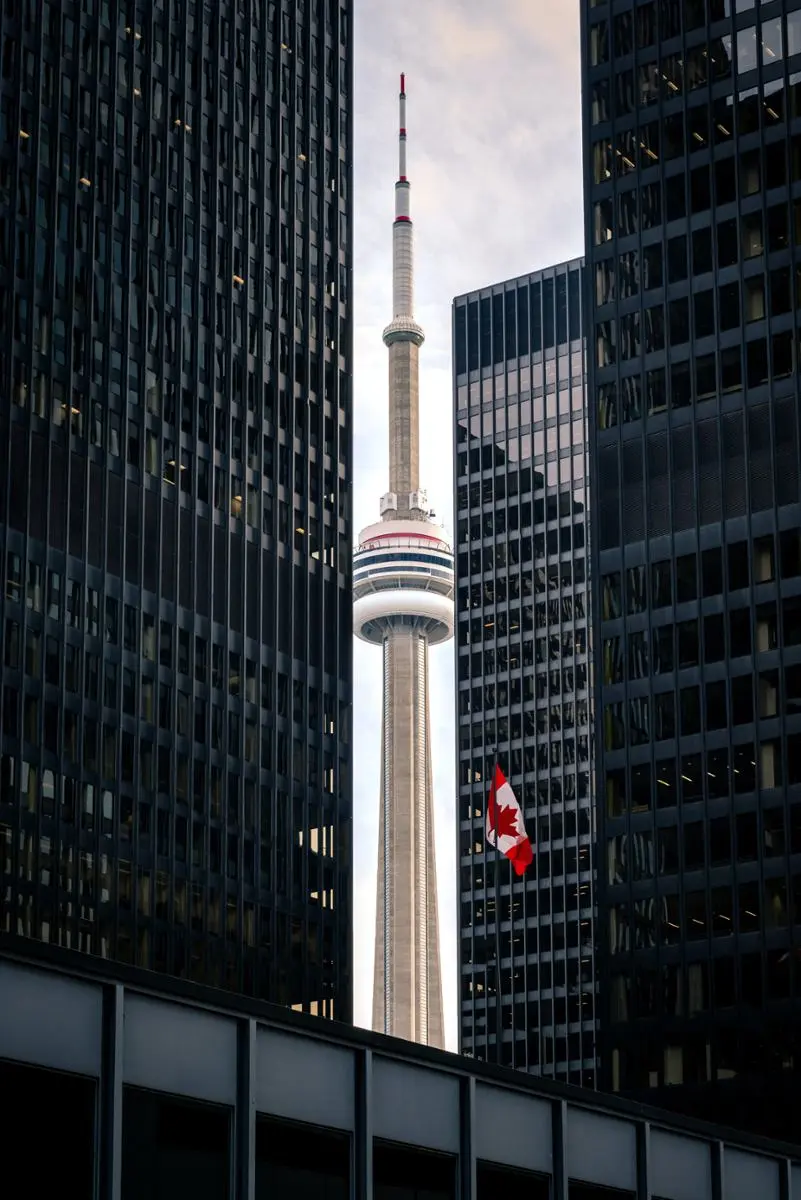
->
(490, 794, 520, 840)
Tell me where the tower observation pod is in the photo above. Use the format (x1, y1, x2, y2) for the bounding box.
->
(353, 76, 454, 1049)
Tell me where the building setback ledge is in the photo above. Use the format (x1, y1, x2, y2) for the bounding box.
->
(0, 935, 799, 1200)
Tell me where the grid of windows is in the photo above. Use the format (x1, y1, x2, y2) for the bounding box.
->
(454, 261, 597, 1085)
(584, 0, 801, 1139)
(0, 0, 353, 1018)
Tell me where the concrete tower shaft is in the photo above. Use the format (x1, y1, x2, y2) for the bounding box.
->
(353, 77, 452, 1050)
(387, 341, 421, 502)
(372, 630, 443, 1047)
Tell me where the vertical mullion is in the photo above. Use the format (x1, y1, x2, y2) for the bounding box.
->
(552, 1098, 567, 1200)
(99, 982, 124, 1200)
(636, 1121, 652, 1200)
(459, 1075, 477, 1200)
(355, 1047, 373, 1200)
(236, 1017, 257, 1200)
(711, 1139, 724, 1200)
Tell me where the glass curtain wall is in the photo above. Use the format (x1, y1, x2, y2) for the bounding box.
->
(0, 0, 353, 1019)
(583, 0, 801, 1139)
(453, 261, 597, 1085)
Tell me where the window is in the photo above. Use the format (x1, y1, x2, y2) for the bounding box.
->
(652, 626, 673, 674)
(626, 566, 647, 615)
(701, 548, 723, 597)
(676, 554, 697, 602)
(706, 681, 727, 730)
(677, 620, 699, 669)
(737, 27, 759, 74)
(651, 561, 671, 608)
(692, 232, 713, 278)
(602, 572, 621, 619)
(669, 298, 689, 346)
(256, 1118, 350, 1197)
(739, 881, 760, 933)
(680, 686, 701, 736)
(121, 1090, 230, 1200)
(727, 541, 749, 590)
(0, 1062, 95, 1197)
(587, 21, 606, 65)
(732, 674, 754, 724)
(374, 1143, 456, 1200)
(478, 1163, 549, 1200)
(570, 1186, 635, 1200)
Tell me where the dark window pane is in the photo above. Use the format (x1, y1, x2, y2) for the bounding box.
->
(122, 1088, 230, 1200)
(256, 1118, 349, 1199)
(702, 548, 723, 597)
(0, 1062, 94, 1196)
(374, 1143, 456, 1200)
(478, 1162, 549, 1200)
(569, 1186, 635, 1200)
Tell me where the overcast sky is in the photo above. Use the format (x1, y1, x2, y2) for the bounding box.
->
(351, 0, 584, 1048)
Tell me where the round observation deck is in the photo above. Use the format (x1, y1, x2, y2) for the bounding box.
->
(382, 315, 425, 347)
(353, 519, 455, 646)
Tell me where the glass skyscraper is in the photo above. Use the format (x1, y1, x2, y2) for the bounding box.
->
(453, 261, 597, 1085)
(583, 0, 801, 1138)
(0, 0, 353, 1020)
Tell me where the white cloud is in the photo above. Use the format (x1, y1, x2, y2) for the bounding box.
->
(352, 0, 583, 1049)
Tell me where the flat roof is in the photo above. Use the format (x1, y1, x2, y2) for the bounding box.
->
(0, 935, 798, 1172)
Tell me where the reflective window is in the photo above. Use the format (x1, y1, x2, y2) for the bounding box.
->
(651, 560, 672, 608)
(739, 881, 761, 933)
(653, 626, 674, 675)
(761, 18, 783, 66)
(737, 27, 759, 74)
(789, 12, 801, 57)
(602, 572, 622, 619)
(626, 565, 647, 615)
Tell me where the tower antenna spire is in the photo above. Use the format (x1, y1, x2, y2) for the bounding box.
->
(399, 73, 407, 184)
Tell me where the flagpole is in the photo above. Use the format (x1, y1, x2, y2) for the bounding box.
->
(485, 753, 532, 1072)
(490, 746, 503, 1067)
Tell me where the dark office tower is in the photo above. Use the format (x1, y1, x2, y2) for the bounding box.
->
(453, 261, 597, 1085)
(0, 0, 353, 1020)
(582, 0, 801, 1139)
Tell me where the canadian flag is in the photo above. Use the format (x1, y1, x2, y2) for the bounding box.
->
(486, 764, 533, 876)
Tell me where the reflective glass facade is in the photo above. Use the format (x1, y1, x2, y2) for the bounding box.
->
(453, 262, 597, 1085)
(0, 0, 353, 1019)
(583, 0, 801, 1139)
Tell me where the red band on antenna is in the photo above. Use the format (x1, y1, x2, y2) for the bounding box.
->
(400, 72, 406, 94)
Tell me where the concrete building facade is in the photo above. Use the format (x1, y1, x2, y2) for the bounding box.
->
(353, 77, 453, 1047)
(453, 262, 597, 1084)
(2, 939, 800, 1200)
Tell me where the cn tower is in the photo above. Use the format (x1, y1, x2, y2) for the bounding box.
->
(353, 76, 454, 1048)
